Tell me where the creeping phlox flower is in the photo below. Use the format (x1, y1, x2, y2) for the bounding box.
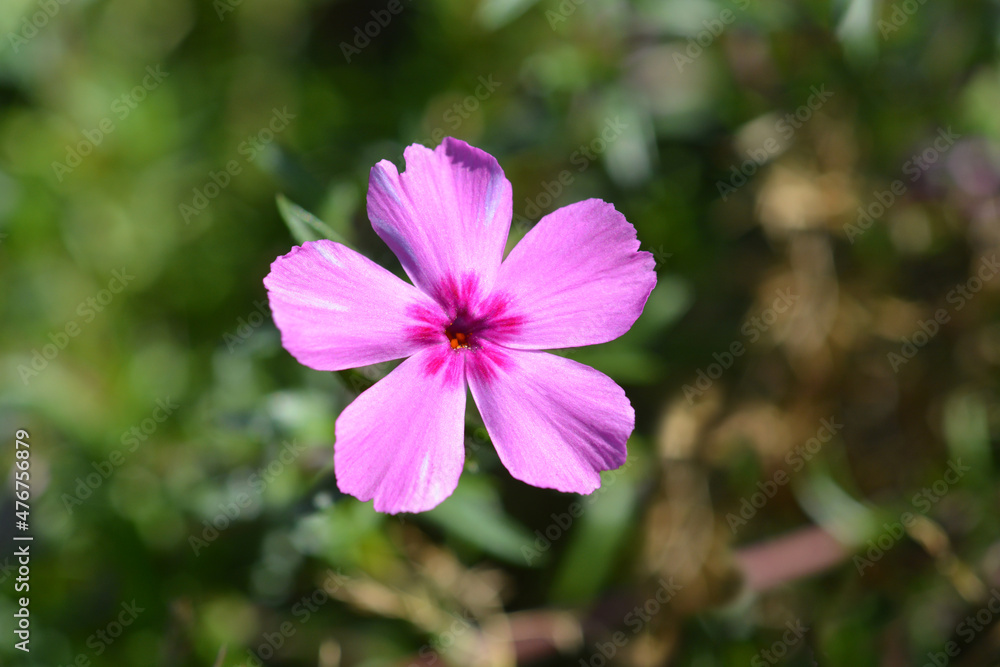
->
(264, 138, 656, 513)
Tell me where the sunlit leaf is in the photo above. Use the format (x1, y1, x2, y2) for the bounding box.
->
(276, 194, 352, 247)
(424, 476, 543, 566)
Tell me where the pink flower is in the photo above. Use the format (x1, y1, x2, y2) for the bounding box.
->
(264, 138, 656, 514)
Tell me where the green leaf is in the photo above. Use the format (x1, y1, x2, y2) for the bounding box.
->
(835, 0, 878, 65)
(276, 194, 352, 247)
(424, 475, 543, 566)
(550, 465, 639, 603)
(318, 182, 360, 247)
(477, 0, 541, 29)
(944, 391, 991, 488)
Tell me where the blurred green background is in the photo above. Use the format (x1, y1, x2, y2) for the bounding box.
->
(3, 0, 1000, 665)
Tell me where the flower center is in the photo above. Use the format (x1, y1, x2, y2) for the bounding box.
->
(446, 329, 469, 350)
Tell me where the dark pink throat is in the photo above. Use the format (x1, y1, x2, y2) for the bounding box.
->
(406, 273, 525, 351)
(443, 305, 492, 349)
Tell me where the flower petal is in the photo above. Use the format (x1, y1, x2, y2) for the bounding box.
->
(489, 199, 656, 349)
(467, 342, 632, 494)
(335, 345, 466, 514)
(367, 137, 513, 301)
(264, 240, 443, 371)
